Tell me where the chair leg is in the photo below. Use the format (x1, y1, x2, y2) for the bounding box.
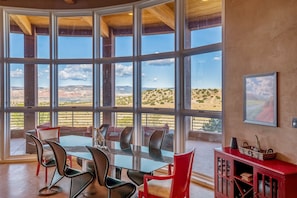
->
(48, 168, 64, 189)
(45, 167, 48, 184)
(69, 172, 94, 198)
(36, 162, 41, 176)
(138, 191, 143, 198)
(115, 167, 122, 179)
(108, 189, 111, 198)
(68, 156, 73, 167)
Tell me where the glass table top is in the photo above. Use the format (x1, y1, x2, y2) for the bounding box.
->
(60, 135, 174, 173)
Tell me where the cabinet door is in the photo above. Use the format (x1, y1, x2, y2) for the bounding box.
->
(215, 152, 233, 197)
(233, 160, 254, 198)
(254, 168, 280, 198)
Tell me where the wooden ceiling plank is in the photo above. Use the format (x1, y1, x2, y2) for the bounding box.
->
(147, 4, 175, 30)
(10, 15, 32, 35)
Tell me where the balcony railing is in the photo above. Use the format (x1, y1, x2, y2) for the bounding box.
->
(10, 112, 222, 133)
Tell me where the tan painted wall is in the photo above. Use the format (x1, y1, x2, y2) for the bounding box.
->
(224, 0, 297, 163)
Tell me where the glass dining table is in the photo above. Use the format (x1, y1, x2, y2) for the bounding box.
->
(59, 135, 174, 173)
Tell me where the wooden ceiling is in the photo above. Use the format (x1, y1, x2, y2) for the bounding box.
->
(9, 0, 221, 38)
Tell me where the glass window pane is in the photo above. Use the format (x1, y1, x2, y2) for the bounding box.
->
(10, 112, 51, 156)
(191, 26, 222, 47)
(58, 111, 93, 128)
(141, 58, 175, 108)
(9, 14, 50, 58)
(37, 64, 50, 106)
(9, 33, 24, 58)
(101, 11, 133, 57)
(58, 64, 93, 106)
(37, 35, 50, 58)
(141, 2, 175, 55)
(9, 64, 50, 107)
(114, 112, 133, 127)
(58, 16, 93, 59)
(184, 51, 222, 111)
(115, 62, 133, 107)
(115, 36, 133, 57)
(10, 112, 24, 156)
(141, 113, 174, 151)
(100, 62, 133, 108)
(185, 116, 222, 177)
(10, 64, 24, 107)
(184, 0, 222, 49)
(142, 33, 174, 55)
(37, 112, 51, 126)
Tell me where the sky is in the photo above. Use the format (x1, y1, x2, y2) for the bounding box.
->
(9, 26, 222, 90)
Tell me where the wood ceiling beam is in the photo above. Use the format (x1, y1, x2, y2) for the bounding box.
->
(10, 15, 32, 35)
(81, 16, 109, 38)
(100, 18, 109, 38)
(147, 4, 175, 30)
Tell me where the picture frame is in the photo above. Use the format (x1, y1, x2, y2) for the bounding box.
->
(243, 72, 277, 127)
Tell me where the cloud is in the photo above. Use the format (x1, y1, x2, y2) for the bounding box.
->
(59, 64, 92, 81)
(146, 58, 174, 66)
(38, 65, 49, 78)
(11, 68, 23, 77)
(213, 56, 221, 61)
(115, 63, 133, 77)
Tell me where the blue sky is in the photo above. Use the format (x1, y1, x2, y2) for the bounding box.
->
(9, 26, 221, 89)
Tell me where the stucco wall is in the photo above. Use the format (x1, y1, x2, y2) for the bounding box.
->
(224, 0, 297, 163)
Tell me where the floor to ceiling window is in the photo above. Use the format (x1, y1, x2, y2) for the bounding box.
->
(1, 0, 222, 182)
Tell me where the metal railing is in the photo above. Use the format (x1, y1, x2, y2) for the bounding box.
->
(10, 111, 221, 133)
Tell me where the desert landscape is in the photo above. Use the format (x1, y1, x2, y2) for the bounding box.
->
(10, 86, 222, 131)
(11, 86, 222, 110)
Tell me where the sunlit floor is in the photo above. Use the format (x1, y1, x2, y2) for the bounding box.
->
(0, 160, 214, 198)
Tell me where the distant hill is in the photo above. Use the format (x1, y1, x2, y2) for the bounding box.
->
(10, 86, 221, 110)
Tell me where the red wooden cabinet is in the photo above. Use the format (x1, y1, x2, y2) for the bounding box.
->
(215, 147, 297, 198)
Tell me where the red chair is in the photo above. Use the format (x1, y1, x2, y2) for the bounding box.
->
(138, 148, 195, 198)
(35, 127, 72, 178)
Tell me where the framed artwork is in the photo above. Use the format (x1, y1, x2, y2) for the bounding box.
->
(243, 72, 277, 127)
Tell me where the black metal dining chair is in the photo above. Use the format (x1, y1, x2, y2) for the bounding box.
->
(46, 140, 94, 198)
(28, 134, 56, 183)
(127, 130, 165, 185)
(115, 126, 134, 179)
(86, 146, 136, 198)
(28, 134, 62, 196)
